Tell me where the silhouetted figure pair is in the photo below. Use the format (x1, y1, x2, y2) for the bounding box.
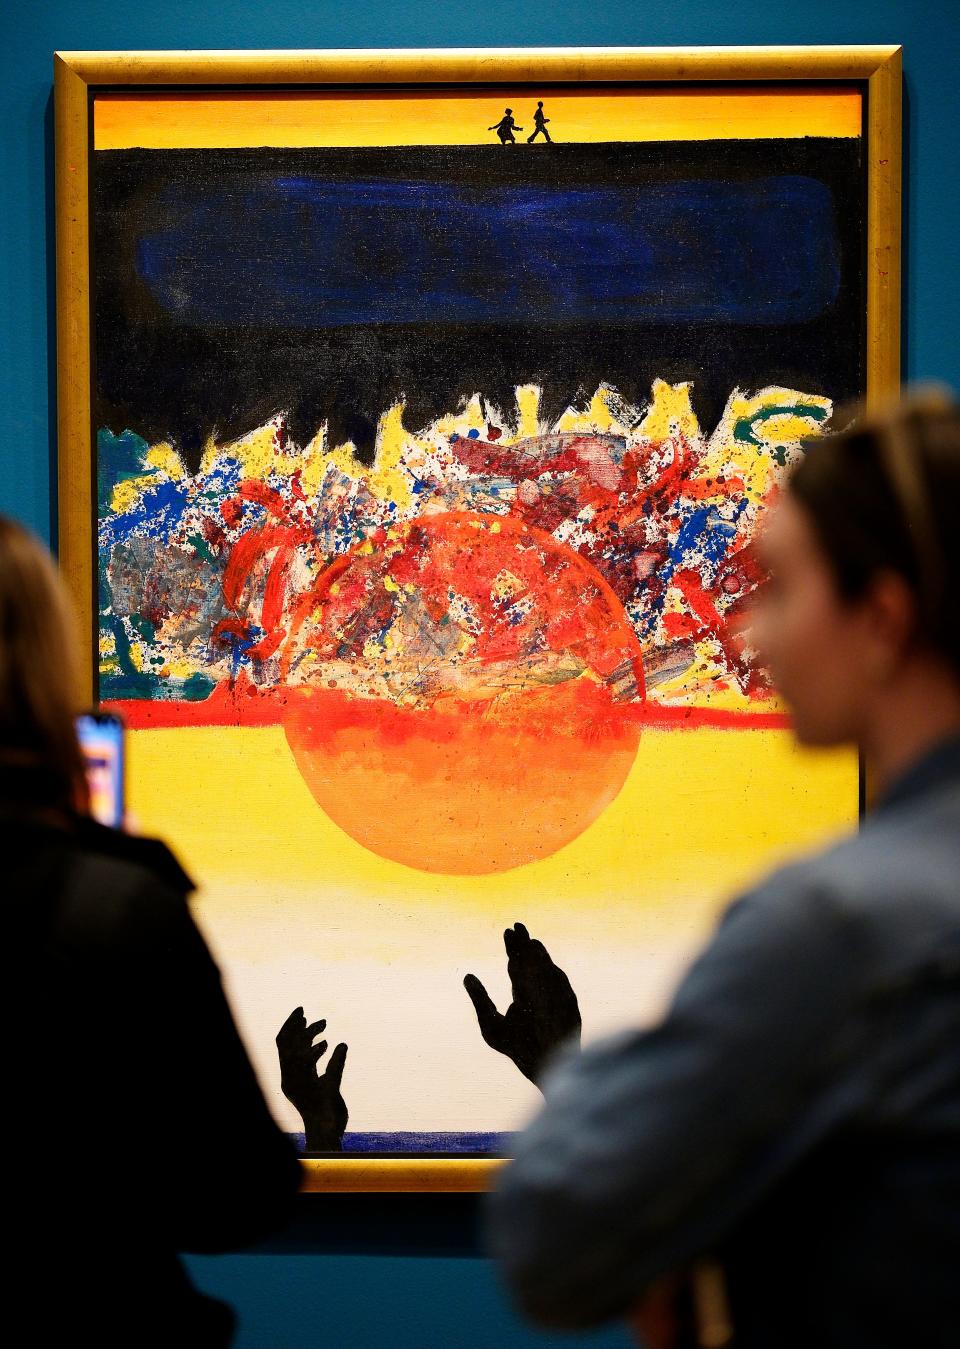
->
(487, 103, 552, 144)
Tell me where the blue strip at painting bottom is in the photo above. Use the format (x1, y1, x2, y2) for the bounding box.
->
(291, 1132, 513, 1156)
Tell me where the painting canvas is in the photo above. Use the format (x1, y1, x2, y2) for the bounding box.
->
(57, 54, 898, 1180)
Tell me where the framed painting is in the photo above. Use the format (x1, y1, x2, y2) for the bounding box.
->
(55, 46, 901, 1191)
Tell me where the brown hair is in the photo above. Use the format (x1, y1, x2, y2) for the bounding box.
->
(789, 387, 960, 675)
(0, 516, 89, 813)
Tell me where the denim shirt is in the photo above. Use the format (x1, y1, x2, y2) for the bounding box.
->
(488, 738, 960, 1348)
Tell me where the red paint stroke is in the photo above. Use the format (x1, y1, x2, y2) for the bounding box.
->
(635, 704, 790, 731)
(105, 686, 791, 733)
(236, 478, 291, 517)
(671, 566, 723, 630)
(222, 524, 304, 609)
(210, 616, 251, 647)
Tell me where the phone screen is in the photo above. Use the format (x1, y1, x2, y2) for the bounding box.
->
(76, 712, 125, 828)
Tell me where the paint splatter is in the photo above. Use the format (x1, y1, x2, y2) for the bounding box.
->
(98, 378, 830, 717)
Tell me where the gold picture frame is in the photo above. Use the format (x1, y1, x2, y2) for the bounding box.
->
(55, 46, 901, 1193)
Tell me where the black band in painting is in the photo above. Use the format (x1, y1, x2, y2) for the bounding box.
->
(90, 137, 866, 467)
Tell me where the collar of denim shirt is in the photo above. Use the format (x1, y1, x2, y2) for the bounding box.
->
(875, 731, 960, 815)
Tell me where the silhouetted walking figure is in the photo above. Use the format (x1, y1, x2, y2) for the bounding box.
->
(527, 101, 552, 143)
(490, 108, 522, 144)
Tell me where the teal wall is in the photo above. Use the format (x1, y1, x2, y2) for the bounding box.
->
(3, 2, 957, 1345)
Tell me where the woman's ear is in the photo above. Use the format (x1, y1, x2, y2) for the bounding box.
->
(862, 568, 921, 682)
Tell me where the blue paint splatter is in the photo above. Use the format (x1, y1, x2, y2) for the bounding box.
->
(99, 478, 192, 549)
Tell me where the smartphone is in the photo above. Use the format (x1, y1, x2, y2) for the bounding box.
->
(76, 711, 125, 828)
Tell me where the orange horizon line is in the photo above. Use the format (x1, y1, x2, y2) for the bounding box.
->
(102, 692, 791, 733)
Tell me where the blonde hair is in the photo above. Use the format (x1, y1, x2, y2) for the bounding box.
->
(0, 516, 89, 813)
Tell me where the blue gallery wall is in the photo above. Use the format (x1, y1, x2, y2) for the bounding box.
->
(2, 3, 958, 1347)
(4, 0, 960, 541)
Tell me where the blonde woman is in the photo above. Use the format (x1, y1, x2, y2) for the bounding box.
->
(2, 517, 300, 1347)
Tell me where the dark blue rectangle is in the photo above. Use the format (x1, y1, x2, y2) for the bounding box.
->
(137, 173, 840, 329)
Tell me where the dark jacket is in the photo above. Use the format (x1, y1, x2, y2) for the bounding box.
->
(8, 810, 301, 1347)
(488, 737, 960, 1348)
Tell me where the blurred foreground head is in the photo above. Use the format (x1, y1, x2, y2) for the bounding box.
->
(752, 388, 960, 746)
(0, 516, 87, 813)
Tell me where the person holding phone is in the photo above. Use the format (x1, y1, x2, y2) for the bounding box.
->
(487, 392, 960, 1349)
(0, 516, 301, 1347)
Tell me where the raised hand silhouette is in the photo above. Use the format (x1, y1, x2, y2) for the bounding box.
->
(464, 922, 582, 1087)
(275, 1007, 348, 1152)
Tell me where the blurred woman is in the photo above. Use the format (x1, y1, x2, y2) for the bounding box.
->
(2, 516, 300, 1347)
(488, 392, 960, 1349)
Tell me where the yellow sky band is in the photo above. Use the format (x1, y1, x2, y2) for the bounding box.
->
(94, 86, 861, 150)
(127, 724, 857, 924)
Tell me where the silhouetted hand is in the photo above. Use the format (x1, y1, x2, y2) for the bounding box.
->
(464, 922, 582, 1088)
(276, 1007, 348, 1152)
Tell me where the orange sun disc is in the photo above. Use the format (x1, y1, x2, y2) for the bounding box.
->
(283, 512, 645, 874)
